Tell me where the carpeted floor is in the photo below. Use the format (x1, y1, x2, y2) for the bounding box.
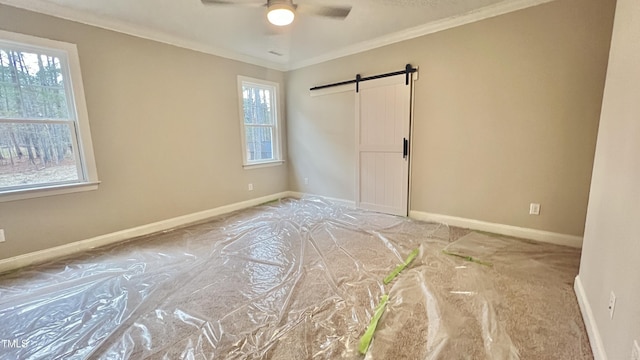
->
(0, 197, 592, 359)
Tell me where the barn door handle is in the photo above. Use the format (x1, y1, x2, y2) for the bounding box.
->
(403, 138, 408, 159)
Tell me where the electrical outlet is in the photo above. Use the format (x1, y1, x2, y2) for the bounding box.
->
(248, 183, 253, 191)
(304, 177, 309, 185)
(608, 291, 616, 319)
(632, 340, 639, 360)
(529, 203, 541, 215)
(0, 229, 4, 243)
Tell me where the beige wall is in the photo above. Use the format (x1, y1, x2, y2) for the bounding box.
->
(286, 86, 355, 200)
(0, 5, 288, 260)
(287, 0, 615, 236)
(578, 0, 640, 357)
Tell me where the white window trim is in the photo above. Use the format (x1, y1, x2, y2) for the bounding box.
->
(0, 30, 99, 202)
(237, 76, 283, 169)
(242, 159, 284, 170)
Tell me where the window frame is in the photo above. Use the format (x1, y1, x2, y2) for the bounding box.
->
(236, 76, 283, 169)
(0, 30, 99, 202)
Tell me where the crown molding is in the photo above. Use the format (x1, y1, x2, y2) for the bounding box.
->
(0, 0, 556, 72)
(0, 0, 289, 71)
(287, 0, 557, 70)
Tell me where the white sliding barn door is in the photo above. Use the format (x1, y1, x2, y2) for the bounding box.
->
(356, 75, 411, 216)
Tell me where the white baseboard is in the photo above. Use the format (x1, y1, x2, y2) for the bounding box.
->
(284, 196, 582, 248)
(286, 191, 356, 208)
(408, 210, 583, 248)
(0, 194, 582, 274)
(0, 191, 291, 274)
(574, 275, 607, 360)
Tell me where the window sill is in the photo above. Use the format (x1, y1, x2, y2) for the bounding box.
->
(242, 160, 285, 170)
(0, 181, 101, 203)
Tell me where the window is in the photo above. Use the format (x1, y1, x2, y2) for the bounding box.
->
(237, 76, 282, 167)
(0, 30, 98, 201)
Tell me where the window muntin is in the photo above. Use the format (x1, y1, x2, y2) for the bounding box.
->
(0, 30, 98, 199)
(238, 77, 281, 167)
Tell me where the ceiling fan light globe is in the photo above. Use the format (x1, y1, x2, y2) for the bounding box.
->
(267, 6, 295, 26)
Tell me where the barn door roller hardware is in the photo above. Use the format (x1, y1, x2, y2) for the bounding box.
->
(309, 64, 417, 92)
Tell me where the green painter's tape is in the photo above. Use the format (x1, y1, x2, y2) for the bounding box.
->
(358, 294, 389, 355)
(383, 248, 419, 284)
(442, 250, 493, 267)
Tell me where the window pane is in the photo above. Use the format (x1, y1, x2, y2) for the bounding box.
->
(245, 126, 273, 162)
(0, 84, 21, 117)
(0, 50, 12, 82)
(20, 86, 69, 119)
(0, 49, 69, 120)
(0, 122, 79, 189)
(242, 85, 273, 125)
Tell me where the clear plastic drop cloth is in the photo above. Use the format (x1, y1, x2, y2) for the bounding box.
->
(0, 197, 591, 359)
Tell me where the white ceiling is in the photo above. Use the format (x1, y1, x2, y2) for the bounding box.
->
(0, 0, 553, 70)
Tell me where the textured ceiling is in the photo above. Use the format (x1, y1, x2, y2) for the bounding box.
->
(0, 0, 553, 70)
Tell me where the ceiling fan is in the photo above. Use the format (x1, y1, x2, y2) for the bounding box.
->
(200, 0, 352, 26)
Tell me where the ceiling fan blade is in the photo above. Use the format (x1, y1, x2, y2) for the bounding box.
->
(200, 0, 265, 7)
(296, 4, 352, 19)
